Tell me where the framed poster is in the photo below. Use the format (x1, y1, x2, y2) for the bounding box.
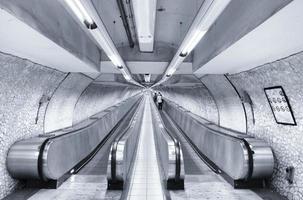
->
(264, 86, 296, 125)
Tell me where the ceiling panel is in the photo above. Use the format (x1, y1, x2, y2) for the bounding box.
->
(0, 8, 99, 72)
(92, 0, 132, 47)
(194, 0, 301, 75)
(155, 0, 204, 46)
(92, 0, 204, 48)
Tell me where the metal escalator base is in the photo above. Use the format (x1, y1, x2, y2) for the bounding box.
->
(159, 109, 287, 200)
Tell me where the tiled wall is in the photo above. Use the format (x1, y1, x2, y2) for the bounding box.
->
(228, 51, 303, 200)
(0, 52, 66, 199)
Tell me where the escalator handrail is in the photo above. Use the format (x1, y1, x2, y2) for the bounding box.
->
(162, 97, 252, 139)
(37, 95, 143, 180)
(109, 97, 145, 183)
(151, 96, 183, 182)
(162, 97, 254, 180)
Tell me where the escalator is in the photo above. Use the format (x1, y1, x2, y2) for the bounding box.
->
(4, 93, 286, 200)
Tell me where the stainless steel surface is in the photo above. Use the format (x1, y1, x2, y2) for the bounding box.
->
(201, 75, 247, 133)
(6, 94, 142, 181)
(107, 96, 145, 188)
(150, 95, 185, 187)
(7, 137, 47, 179)
(163, 98, 274, 180)
(44, 73, 92, 133)
(165, 112, 268, 200)
(73, 82, 140, 124)
(157, 76, 219, 124)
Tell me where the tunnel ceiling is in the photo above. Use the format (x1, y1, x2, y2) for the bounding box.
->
(0, 0, 298, 83)
(92, 0, 204, 48)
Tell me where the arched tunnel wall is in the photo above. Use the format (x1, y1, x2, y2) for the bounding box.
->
(73, 83, 140, 124)
(44, 73, 141, 133)
(199, 74, 247, 133)
(158, 84, 219, 124)
(158, 51, 303, 200)
(157, 75, 247, 133)
(1, 50, 303, 200)
(0, 52, 141, 198)
(44, 73, 93, 133)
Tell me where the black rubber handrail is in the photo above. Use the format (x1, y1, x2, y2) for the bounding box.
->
(77, 97, 143, 178)
(152, 97, 182, 181)
(175, 141, 182, 182)
(37, 96, 143, 181)
(109, 97, 145, 182)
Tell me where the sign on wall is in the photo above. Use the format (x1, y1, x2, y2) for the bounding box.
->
(264, 86, 296, 125)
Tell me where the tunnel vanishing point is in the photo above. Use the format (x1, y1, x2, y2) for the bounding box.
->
(0, 0, 302, 200)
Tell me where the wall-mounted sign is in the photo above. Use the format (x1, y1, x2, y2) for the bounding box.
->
(264, 86, 296, 125)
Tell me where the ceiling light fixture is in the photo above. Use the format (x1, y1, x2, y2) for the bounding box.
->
(144, 74, 151, 83)
(179, 0, 231, 56)
(131, 0, 157, 52)
(180, 30, 207, 57)
(62, 0, 142, 86)
(153, 0, 231, 87)
(64, 0, 97, 29)
(166, 67, 176, 77)
(120, 69, 131, 80)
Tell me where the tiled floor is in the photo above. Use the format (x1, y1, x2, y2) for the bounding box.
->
(127, 98, 165, 200)
(28, 175, 121, 200)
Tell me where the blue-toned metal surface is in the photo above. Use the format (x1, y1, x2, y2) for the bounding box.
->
(162, 98, 274, 181)
(6, 94, 142, 181)
(150, 95, 185, 189)
(107, 96, 145, 189)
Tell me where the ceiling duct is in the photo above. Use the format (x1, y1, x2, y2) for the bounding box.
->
(61, 0, 142, 86)
(116, 0, 135, 48)
(131, 0, 157, 52)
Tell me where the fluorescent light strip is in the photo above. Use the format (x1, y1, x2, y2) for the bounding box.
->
(63, 0, 143, 86)
(166, 68, 176, 76)
(90, 29, 122, 66)
(64, 0, 96, 29)
(73, 0, 94, 24)
(180, 0, 231, 56)
(121, 69, 131, 80)
(154, 0, 230, 86)
(132, 0, 157, 52)
(65, 0, 85, 22)
(181, 30, 207, 56)
(107, 54, 122, 67)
